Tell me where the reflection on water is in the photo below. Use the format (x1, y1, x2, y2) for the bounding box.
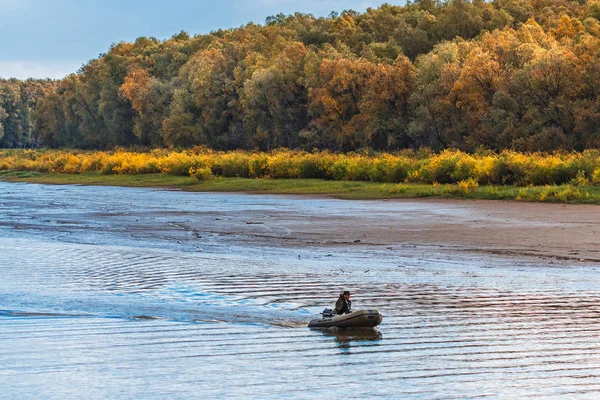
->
(318, 328, 383, 355)
(320, 328, 383, 342)
(2, 182, 600, 398)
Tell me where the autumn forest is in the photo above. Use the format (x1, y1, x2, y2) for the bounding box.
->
(2, 0, 600, 153)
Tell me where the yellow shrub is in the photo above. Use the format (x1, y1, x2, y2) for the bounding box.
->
(0, 149, 598, 193)
(248, 153, 269, 178)
(344, 156, 372, 181)
(157, 152, 197, 175)
(267, 151, 301, 178)
(213, 152, 250, 177)
(79, 152, 107, 172)
(191, 167, 214, 181)
(445, 178, 479, 196)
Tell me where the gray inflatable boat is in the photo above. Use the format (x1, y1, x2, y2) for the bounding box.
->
(308, 309, 383, 328)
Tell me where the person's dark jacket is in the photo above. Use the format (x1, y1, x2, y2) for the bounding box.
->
(334, 294, 351, 315)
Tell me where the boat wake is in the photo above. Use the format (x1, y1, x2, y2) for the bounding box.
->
(0, 287, 315, 328)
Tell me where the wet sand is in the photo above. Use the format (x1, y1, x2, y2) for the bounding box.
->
(2, 180, 599, 264)
(322, 199, 600, 264)
(134, 195, 600, 266)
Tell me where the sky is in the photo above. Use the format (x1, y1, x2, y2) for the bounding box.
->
(0, 0, 384, 80)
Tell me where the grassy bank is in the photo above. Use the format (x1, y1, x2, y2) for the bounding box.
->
(2, 170, 599, 203)
(2, 148, 600, 203)
(3, 148, 600, 186)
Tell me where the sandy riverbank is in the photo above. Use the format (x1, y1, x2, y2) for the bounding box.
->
(1, 179, 597, 264)
(344, 199, 600, 263)
(212, 197, 600, 264)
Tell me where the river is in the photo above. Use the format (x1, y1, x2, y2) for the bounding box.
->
(1, 181, 600, 398)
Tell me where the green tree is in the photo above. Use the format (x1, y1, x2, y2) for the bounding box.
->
(242, 41, 308, 150)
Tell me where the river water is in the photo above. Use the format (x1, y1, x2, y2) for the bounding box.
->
(1, 181, 600, 398)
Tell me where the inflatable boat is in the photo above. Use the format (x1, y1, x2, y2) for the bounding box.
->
(308, 309, 383, 328)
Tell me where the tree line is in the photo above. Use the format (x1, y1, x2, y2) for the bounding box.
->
(4, 0, 600, 152)
(0, 79, 49, 148)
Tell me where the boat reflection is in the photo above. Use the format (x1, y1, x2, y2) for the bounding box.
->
(315, 328, 383, 354)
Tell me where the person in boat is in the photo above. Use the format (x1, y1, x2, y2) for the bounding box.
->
(334, 291, 352, 315)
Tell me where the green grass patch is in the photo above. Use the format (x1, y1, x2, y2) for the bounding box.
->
(2, 172, 600, 203)
(0, 170, 41, 178)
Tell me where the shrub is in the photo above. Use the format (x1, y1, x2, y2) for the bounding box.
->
(157, 152, 197, 176)
(555, 185, 581, 202)
(79, 152, 106, 172)
(248, 153, 269, 178)
(268, 152, 301, 178)
(444, 178, 479, 196)
(591, 168, 600, 185)
(524, 155, 567, 185)
(330, 158, 349, 181)
(298, 153, 332, 179)
(0, 148, 597, 201)
(213, 152, 250, 177)
(344, 156, 372, 181)
(192, 167, 214, 181)
(387, 158, 413, 183)
(570, 170, 591, 187)
(417, 150, 468, 184)
(368, 157, 392, 182)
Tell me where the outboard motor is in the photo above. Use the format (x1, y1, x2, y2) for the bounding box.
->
(321, 308, 334, 318)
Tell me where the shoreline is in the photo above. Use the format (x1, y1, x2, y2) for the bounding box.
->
(1, 171, 600, 203)
(1, 173, 599, 265)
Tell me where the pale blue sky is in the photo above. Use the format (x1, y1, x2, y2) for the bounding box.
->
(0, 0, 385, 79)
